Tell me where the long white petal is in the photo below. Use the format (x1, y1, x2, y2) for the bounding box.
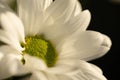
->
(1, 0, 16, 10)
(0, 30, 23, 51)
(67, 60, 107, 80)
(0, 0, 11, 9)
(42, 0, 53, 10)
(90, 64, 103, 74)
(44, 10, 90, 45)
(46, 0, 77, 22)
(46, 73, 72, 80)
(46, 59, 79, 74)
(0, 52, 3, 61)
(0, 45, 20, 55)
(71, 0, 82, 17)
(17, 0, 52, 35)
(66, 10, 91, 32)
(45, 73, 59, 80)
(0, 5, 25, 43)
(58, 31, 111, 61)
(57, 75, 73, 80)
(24, 54, 47, 71)
(46, 64, 77, 74)
(0, 53, 29, 79)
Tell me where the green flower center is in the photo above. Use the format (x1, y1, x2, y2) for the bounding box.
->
(21, 35, 58, 67)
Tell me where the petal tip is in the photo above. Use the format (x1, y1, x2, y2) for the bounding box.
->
(101, 34, 112, 54)
(102, 34, 112, 49)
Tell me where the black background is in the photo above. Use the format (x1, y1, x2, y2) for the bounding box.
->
(79, 0, 119, 80)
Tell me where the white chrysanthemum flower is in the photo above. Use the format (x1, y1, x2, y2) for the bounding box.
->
(0, 0, 111, 80)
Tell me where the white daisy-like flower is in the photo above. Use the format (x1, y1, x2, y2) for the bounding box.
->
(0, 0, 111, 80)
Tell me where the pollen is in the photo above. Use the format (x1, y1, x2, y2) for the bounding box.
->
(21, 35, 58, 67)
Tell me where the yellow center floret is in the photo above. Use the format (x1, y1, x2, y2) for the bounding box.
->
(21, 35, 58, 67)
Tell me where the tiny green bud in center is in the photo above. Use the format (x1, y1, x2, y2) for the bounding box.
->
(22, 35, 58, 67)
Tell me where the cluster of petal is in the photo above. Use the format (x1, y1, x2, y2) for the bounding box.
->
(0, 0, 111, 80)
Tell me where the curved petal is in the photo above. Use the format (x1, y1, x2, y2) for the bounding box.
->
(46, 73, 73, 80)
(46, 0, 77, 22)
(0, 53, 28, 79)
(30, 72, 72, 80)
(0, 45, 20, 55)
(71, 0, 82, 17)
(46, 59, 79, 74)
(0, 30, 23, 51)
(29, 71, 47, 80)
(46, 64, 76, 74)
(65, 10, 91, 33)
(57, 75, 73, 80)
(67, 60, 107, 80)
(0, 52, 4, 61)
(0, 0, 10, 9)
(1, 0, 16, 10)
(24, 54, 47, 71)
(90, 64, 103, 74)
(44, 10, 91, 45)
(0, 4, 25, 43)
(17, 0, 53, 35)
(45, 73, 59, 80)
(58, 31, 111, 61)
(42, 0, 53, 10)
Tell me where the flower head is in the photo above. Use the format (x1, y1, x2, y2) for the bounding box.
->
(0, 0, 111, 80)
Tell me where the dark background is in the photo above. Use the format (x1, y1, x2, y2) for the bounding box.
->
(79, 0, 119, 80)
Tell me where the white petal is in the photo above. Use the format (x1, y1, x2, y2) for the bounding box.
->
(1, 0, 16, 10)
(24, 54, 47, 71)
(0, 45, 20, 55)
(46, 64, 76, 74)
(30, 71, 47, 80)
(71, 0, 82, 17)
(58, 31, 111, 61)
(77, 61, 107, 80)
(42, 0, 53, 10)
(66, 10, 91, 32)
(90, 64, 103, 74)
(17, 0, 52, 11)
(46, 0, 77, 22)
(46, 59, 79, 74)
(0, 6, 25, 43)
(0, 30, 13, 44)
(67, 60, 107, 80)
(0, 30, 23, 51)
(17, 0, 52, 35)
(46, 74, 72, 80)
(46, 73, 73, 80)
(0, 0, 11, 9)
(57, 58, 79, 67)
(44, 10, 91, 44)
(0, 53, 28, 79)
(46, 73, 59, 80)
(57, 75, 73, 80)
(0, 52, 4, 61)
